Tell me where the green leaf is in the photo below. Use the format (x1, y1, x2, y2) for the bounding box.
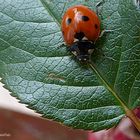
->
(0, 0, 140, 131)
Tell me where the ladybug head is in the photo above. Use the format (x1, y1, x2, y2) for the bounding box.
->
(69, 32, 95, 62)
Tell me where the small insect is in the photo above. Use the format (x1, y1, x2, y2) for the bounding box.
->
(61, 5, 100, 62)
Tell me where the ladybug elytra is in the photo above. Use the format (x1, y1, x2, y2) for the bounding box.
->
(61, 5, 100, 61)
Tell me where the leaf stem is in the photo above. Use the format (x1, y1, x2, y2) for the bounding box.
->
(88, 62, 140, 132)
(125, 107, 140, 131)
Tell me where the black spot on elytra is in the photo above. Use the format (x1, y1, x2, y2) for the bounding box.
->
(81, 16, 89, 21)
(74, 32, 85, 40)
(66, 18, 72, 25)
(95, 24, 98, 29)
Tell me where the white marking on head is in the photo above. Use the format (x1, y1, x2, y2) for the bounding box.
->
(74, 38, 79, 42)
(72, 51, 77, 56)
(88, 49, 94, 54)
(82, 37, 88, 41)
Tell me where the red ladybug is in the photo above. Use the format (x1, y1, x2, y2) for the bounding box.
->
(61, 5, 100, 61)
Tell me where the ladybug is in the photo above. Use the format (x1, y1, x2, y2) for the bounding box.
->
(61, 5, 100, 61)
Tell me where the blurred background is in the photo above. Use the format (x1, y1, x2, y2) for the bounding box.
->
(0, 81, 37, 116)
(0, 81, 140, 140)
(0, 81, 88, 140)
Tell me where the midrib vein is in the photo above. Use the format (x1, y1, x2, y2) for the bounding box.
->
(40, 0, 61, 26)
(88, 62, 128, 112)
(89, 63, 140, 132)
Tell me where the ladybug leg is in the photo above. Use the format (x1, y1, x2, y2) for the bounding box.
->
(96, 0, 105, 16)
(57, 42, 66, 48)
(95, 47, 105, 57)
(99, 29, 113, 38)
(68, 44, 80, 56)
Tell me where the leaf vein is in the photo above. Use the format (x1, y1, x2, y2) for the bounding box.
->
(39, 0, 61, 26)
